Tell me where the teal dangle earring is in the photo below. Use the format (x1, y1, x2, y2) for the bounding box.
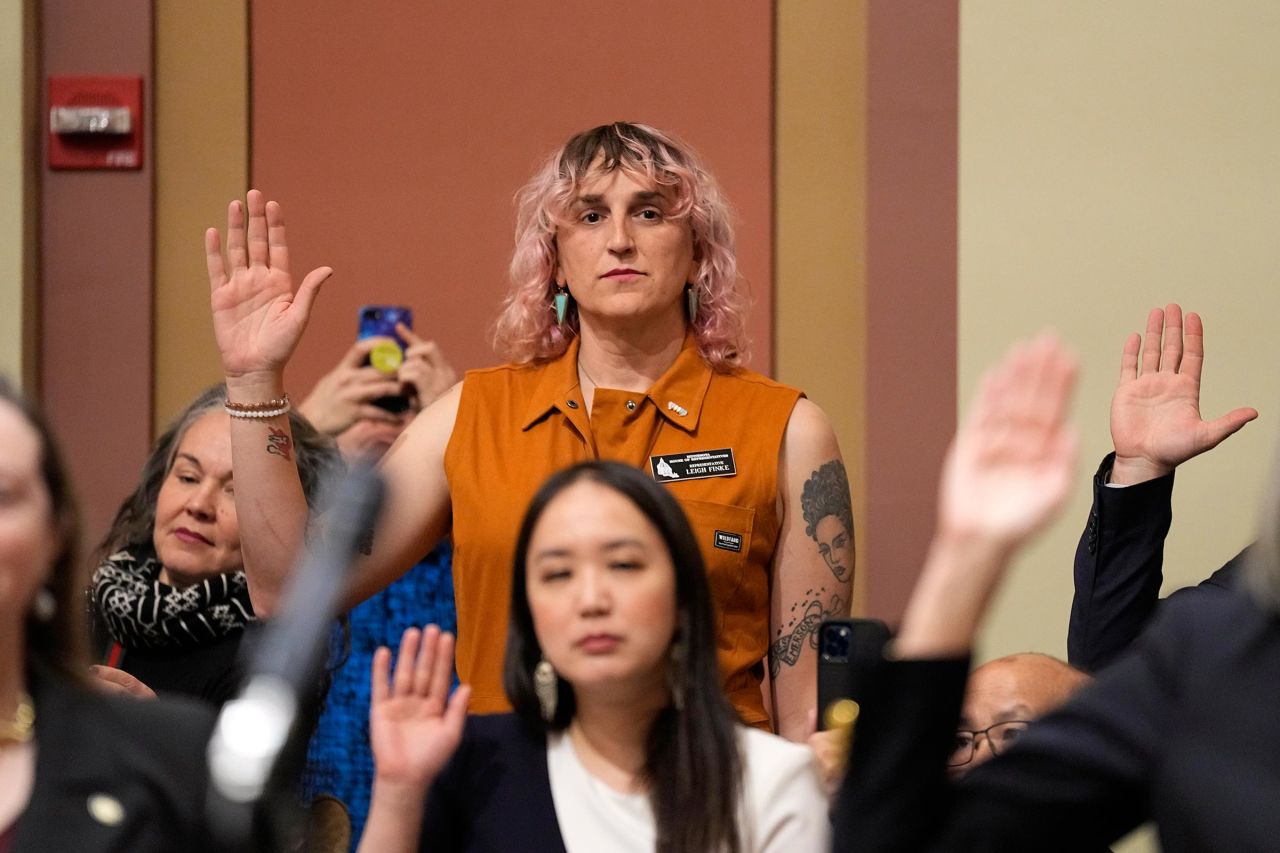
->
(554, 285, 569, 327)
(685, 283, 700, 324)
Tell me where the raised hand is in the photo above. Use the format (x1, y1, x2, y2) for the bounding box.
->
(896, 336, 1079, 658)
(297, 338, 405, 436)
(1109, 304, 1257, 485)
(938, 334, 1079, 551)
(206, 190, 333, 382)
(369, 626, 470, 791)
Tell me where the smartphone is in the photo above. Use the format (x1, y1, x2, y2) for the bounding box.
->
(816, 617, 891, 731)
(358, 305, 414, 413)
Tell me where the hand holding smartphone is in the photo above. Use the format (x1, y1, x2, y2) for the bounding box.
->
(816, 617, 890, 731)
(358, 305, 413, 413)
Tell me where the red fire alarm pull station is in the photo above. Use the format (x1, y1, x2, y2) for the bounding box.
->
(47, 76, 144, 170)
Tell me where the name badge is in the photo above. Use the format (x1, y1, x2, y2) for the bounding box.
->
(649, 448, 737, 482)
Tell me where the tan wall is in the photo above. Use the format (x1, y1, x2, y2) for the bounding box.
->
(960, 9, 1280, 847)
(961, 2, 1280, 662)
(0, 1, 34, 387)
(153, 0, 248, 427)
(775, 0, 868, 614)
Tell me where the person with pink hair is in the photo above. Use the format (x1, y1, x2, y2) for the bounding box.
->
(205, 122, 852, 740)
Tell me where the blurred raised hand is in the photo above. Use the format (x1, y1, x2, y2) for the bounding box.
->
(206, 190, 332, 383)
(369, 626, 470, 791)
(1109, 304, 1257, 485)
(897, 334, 1080, 658)
(939, 334, 1079, 551)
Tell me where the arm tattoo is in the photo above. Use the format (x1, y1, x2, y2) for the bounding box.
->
(266, 426, 294, 462)
(800, 459, 855, 582)
(770, 587, 848, 679)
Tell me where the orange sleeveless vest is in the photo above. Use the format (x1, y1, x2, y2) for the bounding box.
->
(444, 334, 801, 728)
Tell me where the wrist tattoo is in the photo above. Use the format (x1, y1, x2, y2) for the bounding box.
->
(266, 427, 294, 462)
(800, 460, 855, 582)
(770, 587, 848, 679)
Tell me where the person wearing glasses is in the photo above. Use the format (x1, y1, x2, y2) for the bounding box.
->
(948, 653, 1090, 777)
(836, 332, 1280, 852)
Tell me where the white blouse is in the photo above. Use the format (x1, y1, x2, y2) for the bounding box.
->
(546, 725, 830, 852)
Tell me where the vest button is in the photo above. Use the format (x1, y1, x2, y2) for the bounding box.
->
(625, 400, 637, 410)
(566, 399, 578, 409)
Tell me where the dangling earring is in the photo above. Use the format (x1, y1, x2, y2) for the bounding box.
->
(685, 283, 700, 324)
(554, 286, 570, 328)
(667, 633, 688, 712)
(534, 657, 558, 721)
(32, 587, 56, 623)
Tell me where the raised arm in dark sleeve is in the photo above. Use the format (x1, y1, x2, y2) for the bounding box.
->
(1069, 305, 1257, 669)
(836, 594, 1195, 853)
(1068, 453, 1174, 670)
(1068, 453, 1250, 671)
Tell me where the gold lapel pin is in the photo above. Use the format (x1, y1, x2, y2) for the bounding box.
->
(87, 793, 125, 826)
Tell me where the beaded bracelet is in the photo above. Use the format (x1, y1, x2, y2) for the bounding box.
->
(224, 393, 291, 420)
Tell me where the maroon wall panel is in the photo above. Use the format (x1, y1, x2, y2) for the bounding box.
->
(40, 0, 153, 539)
(251, 1, 775, 392)
(865, 0, 959, 622)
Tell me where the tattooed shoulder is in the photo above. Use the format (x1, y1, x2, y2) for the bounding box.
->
(800, 459, 855, 583)
(770, 586, 849, 679)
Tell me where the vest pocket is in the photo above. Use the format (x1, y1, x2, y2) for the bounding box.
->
(674, 499, 756, 643)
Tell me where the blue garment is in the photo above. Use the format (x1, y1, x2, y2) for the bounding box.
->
(304, 540, 456, 849)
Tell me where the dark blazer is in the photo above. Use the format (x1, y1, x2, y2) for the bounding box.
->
(835, 589, 1280, 852)
(1068, 453, 1247, 671)
(418, 713, 567, 853)
(9, 665, 216, 853)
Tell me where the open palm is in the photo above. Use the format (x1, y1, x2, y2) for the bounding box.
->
(940, 336, 1078, 549)
(1110, 305, 1256, 483)
(369, 626, 470, 789)
(206, 190, 332, 379)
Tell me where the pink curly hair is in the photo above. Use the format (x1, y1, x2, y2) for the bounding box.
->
(491, 122, 748, 369)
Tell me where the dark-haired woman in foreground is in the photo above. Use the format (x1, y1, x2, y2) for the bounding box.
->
(357, 462, 827, 852)
(0, 379, 213, 851)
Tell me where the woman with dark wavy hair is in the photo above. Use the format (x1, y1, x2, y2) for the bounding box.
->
(357, 461, 827, 852)
(0, 378, 215, 851)
(90, 384, 341, 704)
(208, 122, 854, 740)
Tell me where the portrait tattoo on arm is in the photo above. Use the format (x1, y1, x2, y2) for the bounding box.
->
(770, 587, 849, 679)
(266, 426, 294, 462)
(800, 460, 855, 583)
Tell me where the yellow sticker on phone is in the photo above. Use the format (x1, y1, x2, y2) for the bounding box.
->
(369, 341, 403, 374)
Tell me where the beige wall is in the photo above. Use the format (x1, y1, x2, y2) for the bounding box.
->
(0, 1, 33, 387)
(775, 0, 867, 614)
(153, 0, 248, 427)
(960, 9, 1280, 842)
(962, 0, 1280, 660)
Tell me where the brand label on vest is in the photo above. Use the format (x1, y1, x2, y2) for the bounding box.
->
(714, 530, 743, 552)
(649, 448, 737, 482)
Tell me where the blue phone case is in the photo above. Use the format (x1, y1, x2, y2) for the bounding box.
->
(358, 305, 413, 348)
